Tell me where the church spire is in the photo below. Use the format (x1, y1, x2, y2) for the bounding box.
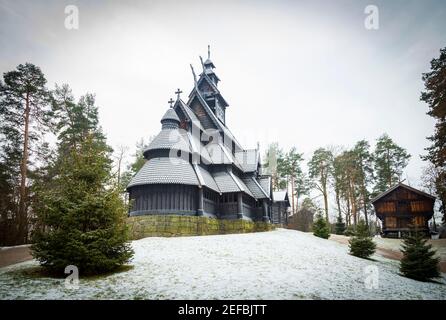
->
(204, 45, 215, 69)
(202, 45, 219, 86)
(161, 99, 180, 130)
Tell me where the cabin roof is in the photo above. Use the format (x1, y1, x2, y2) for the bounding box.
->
(370, 182, 436, 204)
(273, 191, 288, 202)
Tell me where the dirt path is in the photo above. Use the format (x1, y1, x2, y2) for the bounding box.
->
(328, 234, 446, 273)
(0, 245, 32, 268)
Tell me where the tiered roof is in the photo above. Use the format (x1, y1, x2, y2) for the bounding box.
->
(127, 49, 271, 201)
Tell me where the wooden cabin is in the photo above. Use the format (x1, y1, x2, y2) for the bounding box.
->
(371, 183, 435, 238)
(271, 191, 290, 225)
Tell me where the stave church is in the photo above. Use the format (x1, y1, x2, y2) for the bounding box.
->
(126, 48, 289, 223)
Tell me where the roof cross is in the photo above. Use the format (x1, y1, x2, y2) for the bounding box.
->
(168, 98, 174, 108)
(175, 88, 182, 99)
(208, 45, 211, 59)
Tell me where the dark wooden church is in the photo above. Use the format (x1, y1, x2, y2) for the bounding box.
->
(371, 183, 436, 237)
(127, 48, 288, 222)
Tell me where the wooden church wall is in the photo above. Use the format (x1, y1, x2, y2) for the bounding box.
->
(129, 186, 267, 221)
(129, 184, 197, 216)
(203, 187, 219, 215)
(219, 192, 238, 217)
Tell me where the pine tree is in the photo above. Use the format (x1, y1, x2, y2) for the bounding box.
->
(400, 230, 440, 281)
(313, 214, 330, 239)
(335, 214, 346, 235)
(344, 225, 355, 236)
(332, 152, 348, 227)
(0, 63, 52, 244)
(421, 47, 446, 224)
(373, 134, 411, 194)
(283, 148, 307, 213)
(263, 142, 287, 191)
(335, 150, 361, 226)
(352, 140, 374, 226)
(31, 88, 133, 275)
(309, 148, 333, 223)
(349, 220, 376, 259)
(0, 123, 22, 245)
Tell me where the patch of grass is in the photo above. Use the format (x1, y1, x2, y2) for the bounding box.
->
(396, 273, 446, 285)
(14, 266, 58, 279)
(9, 264, 134, 280)
(84, 265, 134, 281)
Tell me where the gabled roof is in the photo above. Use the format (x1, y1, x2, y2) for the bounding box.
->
(204, 68, 220, 81)
(212, 170, 242, 193)
(370, 182, 436, 204)
(257, 176, 272, 197)
(242, 176, 269, 199)
(230, 171, 254, 198)
(190, 72, 228, 107)
(273, 191, 288, 202)
(127, 157, 199, 189)
(188, 79, 244, 152)
(196, 165, 220, 193)
(190, 163, 220, 194)
(211, 169, 254, 198)
(174, 99, 205, 132)
(188, 87, 222, 130)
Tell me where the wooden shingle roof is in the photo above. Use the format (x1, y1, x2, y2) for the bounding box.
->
(242, 176, 269, 199)
(127, 157, 199, 188)
(370, 182, 436, 204)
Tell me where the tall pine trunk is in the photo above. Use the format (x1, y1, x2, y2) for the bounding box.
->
(17, 92, 30, 244)
(346, 196, 351, 226)
(291, 175, 295, 215)
(349, 181, 357, 225)
(387, 149, 392, 188)
(336, 192, 342, 221)
(363, 194, 369, 226)
(350, 194, 357, 225)
(323, 189, 329, 223)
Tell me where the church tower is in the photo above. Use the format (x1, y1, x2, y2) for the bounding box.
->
(198, 46, 229, 124)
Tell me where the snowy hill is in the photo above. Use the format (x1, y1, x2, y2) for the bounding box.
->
(0, 229, 445, 299)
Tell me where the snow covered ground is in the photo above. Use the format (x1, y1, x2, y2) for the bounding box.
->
(0, 228, 445, 300)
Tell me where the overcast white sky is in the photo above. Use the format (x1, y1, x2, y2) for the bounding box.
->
(1, 0, 445, 191)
